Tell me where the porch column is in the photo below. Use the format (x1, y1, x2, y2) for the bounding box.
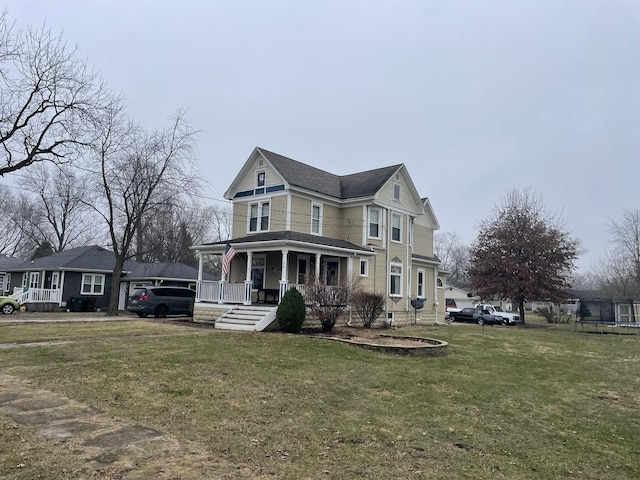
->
(244, 251, 253, 305)
(218, 280, 224, 304)
(315, 253, 321, 281)
(196, 250, 203, 301)
(279, 249, 289, 303)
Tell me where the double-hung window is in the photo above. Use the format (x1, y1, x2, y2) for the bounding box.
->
(368, 207, 381, 239)
(390, 262, 402, 297)
(82, 274, 104, 295)
(391, 212, 402, 243)
(311, 203, 322, 235)
(249, 201, 270, 232)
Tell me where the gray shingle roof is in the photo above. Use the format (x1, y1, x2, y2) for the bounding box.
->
(123, 262, 215, 281)
(0, 255, 23, 271)
(6, 246, 120, 272)
(257, 148, 401, 199)
(204, 231, 373, 253)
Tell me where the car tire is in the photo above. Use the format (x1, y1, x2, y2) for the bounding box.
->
(136, 312, 148, 318)
(2, 303, 15, 314)
(449, 315, 455, 322)
(477, 316, 485, 325)
(154, 305, 169, 318)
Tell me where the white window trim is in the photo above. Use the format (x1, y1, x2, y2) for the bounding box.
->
(81, 273, 105, 295)
(256, 169, 266, 188)
(437, 277, 444, 288)
(393, 182, 401, 202)
(389, 262, 403, 297)
(29, 272, 40, 289)
(21, 272, 27, 288)
(248, 200, 271, 233)
(417, 269, 425, 299)
(368, 207, 382, 240)
(391, 212, 402, 243)
(311, 203, 323, 235)
(359, 258, 368, 277)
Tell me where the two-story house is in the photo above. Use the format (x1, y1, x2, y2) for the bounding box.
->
(192, 147, 445, 329)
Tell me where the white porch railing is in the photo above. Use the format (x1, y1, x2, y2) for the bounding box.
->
(198, 281, 246, 304)
(11, 288, 62, 305)
(197, 281, 344, 305)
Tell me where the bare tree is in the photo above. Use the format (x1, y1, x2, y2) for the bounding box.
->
(86, 103, 199, 315)
(134, 201, 223, 268)
(434, 231, 470, 286)
(22, 164, 98, 252)
(0, 12, 109, 176)
(468, 188, 579, 323)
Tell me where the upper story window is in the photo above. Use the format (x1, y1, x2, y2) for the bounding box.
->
(249, 201, 270, 232)
(391, 212, 402, 243)
(256, 170, 266, 187)
(437, 277, 444, 288)
(393, 183, 401, 201)
(368, 207, 381, 239)
(390, 262, 402, 297)
(311, 203, 322, 235)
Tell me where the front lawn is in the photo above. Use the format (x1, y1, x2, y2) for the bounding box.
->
(1, 320, 638, 479)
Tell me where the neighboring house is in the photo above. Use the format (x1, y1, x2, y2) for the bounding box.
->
(5, 245, 213, 312)
(0, 255, 23, 295)
(445, 284, 480, 309)
(572, 289, 639, 324)
(192, 147, 445, 327)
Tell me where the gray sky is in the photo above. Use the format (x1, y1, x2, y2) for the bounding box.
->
(5, 0, 639, 272)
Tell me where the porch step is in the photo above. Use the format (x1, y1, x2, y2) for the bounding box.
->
(215, 305, 278, 332)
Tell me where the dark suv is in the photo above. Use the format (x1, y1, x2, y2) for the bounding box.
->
(126, 286, 195, 318)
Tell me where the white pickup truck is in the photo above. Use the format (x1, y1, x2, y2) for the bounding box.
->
(475, 304, 520, 325)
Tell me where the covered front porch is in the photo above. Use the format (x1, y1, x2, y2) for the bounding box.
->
(194, 235, 375, 307)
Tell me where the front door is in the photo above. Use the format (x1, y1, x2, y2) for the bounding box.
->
(297, 255, 310, 284)
(323, 258, 340, 286)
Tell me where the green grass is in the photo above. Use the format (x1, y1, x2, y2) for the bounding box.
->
(1, 320, 639, 479)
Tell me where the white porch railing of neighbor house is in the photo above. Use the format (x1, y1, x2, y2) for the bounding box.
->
(11, 288, 62, 304)
(197, 281, 220, 303)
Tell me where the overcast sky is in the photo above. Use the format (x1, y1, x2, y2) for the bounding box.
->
(4, 0, 639, 272)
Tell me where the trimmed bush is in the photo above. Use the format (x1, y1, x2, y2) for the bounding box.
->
(277, 287, 306, 333)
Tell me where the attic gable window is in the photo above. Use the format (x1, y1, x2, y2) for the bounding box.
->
(256, 170, 266, 187)
(249, 201, 270, 232)
(393, 183, 401, 201)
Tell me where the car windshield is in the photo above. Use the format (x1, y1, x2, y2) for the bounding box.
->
(494, 306, 504, 312)
(131, 289, 148, 297)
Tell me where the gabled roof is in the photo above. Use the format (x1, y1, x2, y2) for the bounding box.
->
(122, 262, 215, 281)
(199, 230, 374, 254)
(246, 148, 403, 200)
(6, 245, 123, 272)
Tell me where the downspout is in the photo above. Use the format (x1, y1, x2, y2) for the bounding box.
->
(384, 207, 390, 323)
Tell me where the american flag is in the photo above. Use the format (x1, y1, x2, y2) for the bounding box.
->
(222, 242, 236, 276)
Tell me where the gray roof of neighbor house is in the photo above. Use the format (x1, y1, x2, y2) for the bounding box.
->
(0, 255, 24, 271)
(123, 262, 215, 281)
(258, 148, 402, 199)
(5, 246, 127, 272)
(203, 231, 374, 253)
